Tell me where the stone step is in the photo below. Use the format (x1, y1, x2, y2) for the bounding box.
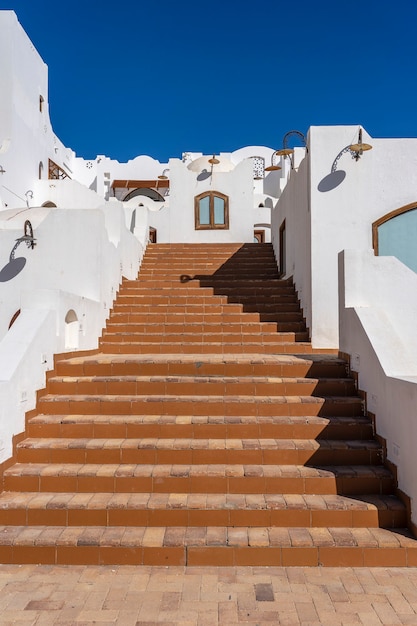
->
(27, 414, 373, 441)
(0, 492, 406, 529)
(45, 375, 356, 397)
(54, 354, 348, 379)
(37, 394, 363, 417)
(2, 463, 395, 495)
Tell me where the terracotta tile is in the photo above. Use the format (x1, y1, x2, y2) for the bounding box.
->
(281, 547, 318, 566)
(187, 547, 234, 566)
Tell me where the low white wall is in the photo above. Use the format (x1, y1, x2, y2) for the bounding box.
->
(0, 309, 55, 461)
(339, 249, 417, 525)
(0, 200, 146, 464)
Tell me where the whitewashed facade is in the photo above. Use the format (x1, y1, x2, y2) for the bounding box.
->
(1, 10, 417, 526)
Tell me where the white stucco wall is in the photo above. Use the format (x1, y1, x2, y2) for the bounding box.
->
(0, 200, 145, 464)
(271, 147, 311, 328)
(272, 126, 417, 348)
(339, 249, 417, 525)
(0, 12, 74, 211)
(152, 157, 255, 243)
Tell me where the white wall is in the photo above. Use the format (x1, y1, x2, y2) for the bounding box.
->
(0, 200, 145, 464)
(273, 126, 417, 348)
(0, 12, 74, 211)
(339, 249, 417, 525)
(156, 157, 255, 243)
(271, 147, 311, 328)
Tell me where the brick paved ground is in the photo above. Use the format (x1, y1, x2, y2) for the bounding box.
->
(0, 564, 417, 625)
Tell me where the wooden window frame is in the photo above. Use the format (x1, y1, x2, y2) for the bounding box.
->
(194, 191, 229, 230)
(372, 201, 417, 255)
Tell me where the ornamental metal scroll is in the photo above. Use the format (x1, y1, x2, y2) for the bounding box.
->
(10, 220, 36, 260)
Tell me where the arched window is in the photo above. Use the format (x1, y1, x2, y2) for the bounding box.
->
(39, 95, 44, 113)
(194, 191, 229, 230)
(39, 161, 44, 179)
(372, 202, 417, 273)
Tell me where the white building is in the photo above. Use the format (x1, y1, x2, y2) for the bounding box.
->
(1, 10, 417, 531)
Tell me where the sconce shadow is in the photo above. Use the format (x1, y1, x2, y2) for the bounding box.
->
(197, 169, 211, 181)
(0, 257, 26, 282)
(318, 169, 346, 192)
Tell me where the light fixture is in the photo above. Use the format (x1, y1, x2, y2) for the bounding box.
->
(158, 168, 170, 180)
(265, 152, 282, 172)
(348, 128, 372, 161)
(10, 220, 36, 260)
(208, 154, 220, 165)
(269, 130, 307, 170)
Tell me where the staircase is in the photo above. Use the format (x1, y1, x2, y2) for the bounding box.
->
(1, 242, 416, 566)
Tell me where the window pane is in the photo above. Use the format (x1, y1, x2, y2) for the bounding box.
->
(199, 196, 210, 225)
(214, 196, 225, 224)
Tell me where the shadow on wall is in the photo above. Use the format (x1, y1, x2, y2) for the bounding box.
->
(0, 256, 26, 282)
(318, 170, 346, 192)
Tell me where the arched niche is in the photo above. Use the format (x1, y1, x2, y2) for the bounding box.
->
(42, 201, 57, 208)
(372, 202, 417, 273)
(64, 309, 79, 349)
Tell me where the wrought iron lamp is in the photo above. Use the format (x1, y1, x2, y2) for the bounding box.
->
(10, 220, 36, 260)
(348, 128, 372, 161)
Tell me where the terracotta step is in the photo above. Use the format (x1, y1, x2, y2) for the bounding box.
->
(103, 322, 299, 335)
(110, 304, 302, 317)
(37, 393, 363, 417)
(124, 279, 287, 288)
(120, 286, 295, 296)
(27, 413, 373, 441)
(15, 436, 383, 466)
(109, 308, 303, 320)
(53, 354, 348, 379)
(2, 463, 395, 495)
(99, 342, 318, 355)
(1, 525, 416, 566)
(0, 492, 406, 528)
(99, 331, 310, 345)
(105, 321, 306, 334)
(45, 375, 356, 397)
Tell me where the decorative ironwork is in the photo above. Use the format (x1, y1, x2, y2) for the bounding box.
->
(10, 220, 36, 260)
(252, 156, 265, 179)
(48, 158, 70, 180)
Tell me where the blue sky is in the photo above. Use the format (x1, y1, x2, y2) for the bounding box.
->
(4, 0, 417, 162)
